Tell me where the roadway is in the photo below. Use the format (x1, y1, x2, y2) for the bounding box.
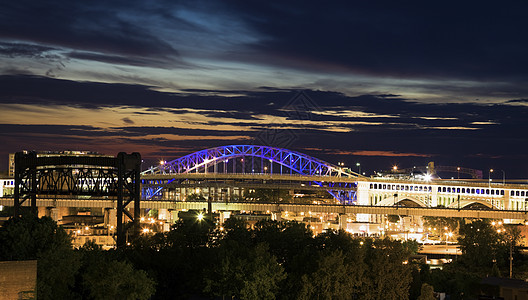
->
(420, 244, 460, 255)
(2, 198, 528, 219)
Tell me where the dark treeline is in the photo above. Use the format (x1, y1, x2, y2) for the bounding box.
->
(1, 215, 527, 299)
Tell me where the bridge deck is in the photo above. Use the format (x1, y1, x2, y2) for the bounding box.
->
(2, 198, 527, 219)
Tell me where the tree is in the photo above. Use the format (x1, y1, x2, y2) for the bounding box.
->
(299, 250, 364, 300)
(82, 259, 155, 300)
(360, 238, 413, 300)
(0, 215, 79, 299)
(417, 283, 435, 300)
(402, 239, 422, 255)
(239, 243, 286, 300)
(219, 216, 252, 246)
(458, 220, 505, 273)
(204, 242, 285, 299)
(165, 216, 215, 249)
(252, 220, 313, 267)
(422, 217, 461, 237)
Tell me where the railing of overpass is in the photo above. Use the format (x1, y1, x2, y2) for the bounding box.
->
(3, 197, 528, 220)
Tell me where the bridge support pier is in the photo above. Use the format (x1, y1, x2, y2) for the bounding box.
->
(338, 214, 347, 230)
(219, 211, 231, 224)
(158, 208, 169, 221)
(169, 210, 179, 224)
(104, 208, 117, 228)
(47, 207, 69, 223)
(504, 191, 511, 210)
(50, 207, 59, 222)
(37, 207, 47, 218)
(356, 181, 370, 222)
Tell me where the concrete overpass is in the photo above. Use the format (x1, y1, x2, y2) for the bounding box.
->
(2, 197, 528, 220)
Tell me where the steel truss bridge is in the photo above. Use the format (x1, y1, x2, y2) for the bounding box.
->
(11, 151, 141, 247)
(142, 145, 360, 204)
(3, 145, 528, 228)
(140, 145, 528, 219)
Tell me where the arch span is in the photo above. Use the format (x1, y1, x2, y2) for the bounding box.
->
(447, 200, 495, 210)
(376, 196, 427, 207)
(142, 145, 359, 203)
(143, 145, 359, 178)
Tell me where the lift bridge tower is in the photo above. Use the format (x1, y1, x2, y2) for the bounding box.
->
(13, 151, 141, 248)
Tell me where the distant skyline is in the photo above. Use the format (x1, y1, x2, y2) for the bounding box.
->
(1, 1, 527, 177)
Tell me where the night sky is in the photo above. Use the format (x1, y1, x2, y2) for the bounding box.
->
(1, 1, 527, 178)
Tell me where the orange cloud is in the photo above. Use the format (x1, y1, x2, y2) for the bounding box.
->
(303, 147, 431, 158)
(336, 150, 431, 157)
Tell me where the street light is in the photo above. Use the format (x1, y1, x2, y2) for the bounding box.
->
(489, 169, 494, 188)
(457, 167, 460, 179)
(356, 162, 361, 174)
(501, 170, 505, 185)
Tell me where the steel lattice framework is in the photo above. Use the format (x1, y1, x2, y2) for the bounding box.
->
(142, 145, 359, 203)
(14, 152, 141, 248)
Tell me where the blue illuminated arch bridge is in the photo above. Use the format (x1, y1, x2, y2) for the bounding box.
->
(141, 145, 361, 203)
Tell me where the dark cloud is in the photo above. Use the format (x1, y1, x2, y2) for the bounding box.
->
(121, 117, 135, 125)
(0, 1, 180, 67)
(0, 42, 61, 59)
(506, 99, 528, 104)
(0, 75, 527, 177)
(221, 2, 528, 81)
(113, 126, 254, 137)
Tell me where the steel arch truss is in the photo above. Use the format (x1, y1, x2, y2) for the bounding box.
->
(142, 145, 359, 203)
